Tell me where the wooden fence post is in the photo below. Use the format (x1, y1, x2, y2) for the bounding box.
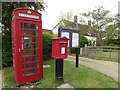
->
(109, 48, 111, 60)
(85, 44, 88, 56)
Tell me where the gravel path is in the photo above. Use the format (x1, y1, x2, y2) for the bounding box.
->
(65, 56, 119, 82)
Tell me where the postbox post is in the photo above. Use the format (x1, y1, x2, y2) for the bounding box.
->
(56, 59, 63, 80)
(51, 37, 69, 80)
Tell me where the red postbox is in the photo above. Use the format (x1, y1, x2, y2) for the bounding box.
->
(51, 37, 69, 59)
(11, 8, 43, 85)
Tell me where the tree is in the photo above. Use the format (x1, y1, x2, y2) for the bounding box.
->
(2, 1, 46, 67)
(2, 1, 45, 30)
(81, 6, 115, 46)
(58, 10, 74, 28)
(104, 24, 118, 44)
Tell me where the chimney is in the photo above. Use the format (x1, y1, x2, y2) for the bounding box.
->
(118, 1, 120, 19)
(88, 20, 91, 26)
(118, 1, 120, 14)
(74, 15, 77, 23)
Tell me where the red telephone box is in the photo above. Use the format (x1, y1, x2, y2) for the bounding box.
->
(11, 8, 43, 85)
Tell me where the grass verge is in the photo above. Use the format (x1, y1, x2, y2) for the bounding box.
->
(3, 59, 118, 88)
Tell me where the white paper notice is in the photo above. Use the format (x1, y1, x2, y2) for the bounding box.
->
(61, 47, 65, 54)
(72, 33, 79, 47)
(61, 32, 69, 47)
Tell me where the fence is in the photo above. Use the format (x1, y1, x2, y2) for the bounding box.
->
(80, 46, 120, 62)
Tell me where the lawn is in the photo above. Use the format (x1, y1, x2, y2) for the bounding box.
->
(3, 59, 118, 88)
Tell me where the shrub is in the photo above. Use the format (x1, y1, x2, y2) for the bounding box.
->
(103, 38, 120, 47)
(2, 31, 56, 67)
(2, 30, 12, 67)
(2, 52, 12, 67)
(42, 33, 56, 60)
(80, 35, 89, 47)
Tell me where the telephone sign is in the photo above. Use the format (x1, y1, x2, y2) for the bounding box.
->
(18, 13, 39, 19)
(11, 8, 43, 86)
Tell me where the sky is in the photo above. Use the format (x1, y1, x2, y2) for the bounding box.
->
(40, 0, 120, 32)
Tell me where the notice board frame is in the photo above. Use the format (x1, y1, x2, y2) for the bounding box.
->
(58, 26, 80, 48)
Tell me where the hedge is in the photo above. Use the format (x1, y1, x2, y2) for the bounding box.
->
(42, 32, 56, 60)
(2, 32, 56, 67)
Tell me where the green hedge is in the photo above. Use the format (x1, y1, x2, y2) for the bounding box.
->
(42, 33, 56, 60)
(80, 35, 89, 47)
(2, 32, 56, 67)
(2, 30, 12, 67)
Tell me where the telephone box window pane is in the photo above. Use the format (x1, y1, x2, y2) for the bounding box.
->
(22, 37, 37, 42)
(21, 23, 23, 28)
(22, 69, 39, 76)
(24, 44, 37, 49)
(24, 23, 38, 29)
(23, 56, 39, 62)
(23, 56, 36, 62)
(22, 50, 37, 56)
(23, 62, 39, 69)
(23, 30, 38, 36)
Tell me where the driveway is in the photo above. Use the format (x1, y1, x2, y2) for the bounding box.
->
(66, 56, 119, 82)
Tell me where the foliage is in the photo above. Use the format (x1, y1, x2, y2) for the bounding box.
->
(2, 1, 46, 67)
(81, 6, 117, 46)
(2, 1, 46, 30)
(42, 33, 56, 60)
(104, 39, 120, 46)
(58, 10, 74, 28)
(80, 35, 89, 47)
(104, 24, 118, 45)
(2, 29, 12, 67)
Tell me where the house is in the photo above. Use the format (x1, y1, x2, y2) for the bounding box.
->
(59, 19, 97, 46)
(84, 34, 96, 46)
(42, 29, 53, 35)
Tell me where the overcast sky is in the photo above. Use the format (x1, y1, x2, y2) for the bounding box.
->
(40, 0, 120, 31)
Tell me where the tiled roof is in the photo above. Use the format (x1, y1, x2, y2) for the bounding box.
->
(63, 20, 96, 37)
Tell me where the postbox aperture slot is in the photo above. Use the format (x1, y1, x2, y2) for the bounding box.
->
(59, 42, 67, 44)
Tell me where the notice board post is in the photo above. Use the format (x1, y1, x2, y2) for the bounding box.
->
(58, 26, 80, 68)
(74, 15, 79, 68)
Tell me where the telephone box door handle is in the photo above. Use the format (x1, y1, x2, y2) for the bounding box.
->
(18, 48, 21, 52)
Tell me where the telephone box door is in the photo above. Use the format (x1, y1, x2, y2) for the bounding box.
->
(15, 20, 43, 85)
